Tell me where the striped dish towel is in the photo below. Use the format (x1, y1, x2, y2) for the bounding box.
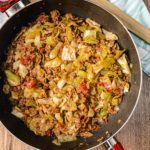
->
(110, 0, 150, 76)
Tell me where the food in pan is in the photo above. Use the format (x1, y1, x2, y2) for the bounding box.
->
(3, 10, 131, 145)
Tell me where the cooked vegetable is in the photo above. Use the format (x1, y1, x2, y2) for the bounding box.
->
(57, 134, 77, 143)
(5, 70, 20, 86)
(46, 36, 57, 46)
(3, 10, 131, 145)
(24, 88, 45, 99)
(11, 91, 19, 99)
(55, 113, 63, 123)
(117, 54, 131, 76)
(3, 84, 10, 94)
(103, 29, 118, 41)
(77, 70, 87, 78)
(18, 64, 28, 78)
(80, 132, 93, 138)
(49, 42, 63, 59)
(11, 107, 24, 119)
(83, 30, 98, 44)
(93, 58, 115, 74)
(57, 79, 66, 89)
(34, 35, 41, 48)
(88, 107, 94, 117)
(44, 57, 62, 68)
(66, 26, 74, 42)
(61, 46, 76, 61)
(124, 83, 130, 93)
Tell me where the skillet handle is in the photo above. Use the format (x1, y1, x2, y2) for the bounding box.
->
(0, 0, 30, 13)
(104, 137, 124, 150)
(0, 0, 30, 28)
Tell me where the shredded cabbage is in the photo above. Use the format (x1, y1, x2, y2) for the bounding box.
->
(3, 10, 131, 145)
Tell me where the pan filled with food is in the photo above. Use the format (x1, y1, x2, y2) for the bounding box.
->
(0, 0, 142, 150)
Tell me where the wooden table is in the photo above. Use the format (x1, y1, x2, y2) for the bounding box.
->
(0, 0, 150, 150)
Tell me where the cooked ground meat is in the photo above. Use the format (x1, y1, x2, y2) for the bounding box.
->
(3, 10, 131, 144)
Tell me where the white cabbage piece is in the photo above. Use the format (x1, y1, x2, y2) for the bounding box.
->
(57, 134, 77, 143)
(52, 97, 62, 105)
(34, 35, 41, 48)
(86, 18, 100, 27)
(11, 107, 24, 119)
(18, 64, 28, 78)
(117, 54, 131, 76)
(83, 30, 98, 44)
(13, 61, 20, 70)
(103, 29, 118, 40)
(84, 30, 96, 38)
(37, 98, 51, 104)
(57, 79, 66, 89)
(62, 46, 76, 61)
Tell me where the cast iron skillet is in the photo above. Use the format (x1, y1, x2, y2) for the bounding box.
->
(0, 0, 142, 149)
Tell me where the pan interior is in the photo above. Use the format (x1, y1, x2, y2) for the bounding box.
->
(0, 0, 141, 149)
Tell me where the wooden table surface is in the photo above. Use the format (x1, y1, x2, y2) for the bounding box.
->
(0, 0, 150, 150)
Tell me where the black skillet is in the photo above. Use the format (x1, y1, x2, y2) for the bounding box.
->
(0, 0, 142, 150)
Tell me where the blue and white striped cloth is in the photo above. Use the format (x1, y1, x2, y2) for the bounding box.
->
(110, 0, 150, 76)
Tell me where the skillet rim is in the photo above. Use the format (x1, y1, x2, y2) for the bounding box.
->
(0, 0, 142, 149)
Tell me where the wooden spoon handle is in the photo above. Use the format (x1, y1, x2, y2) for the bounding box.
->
(89, 0, 150, 44)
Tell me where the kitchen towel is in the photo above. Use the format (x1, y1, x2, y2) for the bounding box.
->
(110, 0, 150, 76)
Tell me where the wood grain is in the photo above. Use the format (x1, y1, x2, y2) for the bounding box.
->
(0, 0, 150, 150)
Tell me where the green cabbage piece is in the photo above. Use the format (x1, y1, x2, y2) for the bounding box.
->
(49, 42, 63, 59)
(55, 113, 63, 123)
(68, 99, 77, 111)
(11, 91, 19, 100)
(88, 107, 94, 117)
(111, 97, 119, 106)
(100, 44, 109, 59)
(100, 91, 111, 101)
(5, 70, 20, 86)
(66, 26, 73, 42)
(44, 57, 62, 68)
(46, 36, 57, 46)
(24, 88, 45, 99)
(114, 50, 125, 59)
(77, 70, 87, 78)
(24, 24, 41, 43)
(93, 58, 115, 74)
(26, 99, 36, 107)
(43, 22, 55, 28)
(86, 63, 94, 81)
(100, 69, 117, 77)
